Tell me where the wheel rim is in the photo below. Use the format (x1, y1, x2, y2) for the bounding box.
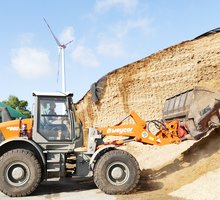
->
(106, 161, 130, 186)
(5, 162, 30, 187)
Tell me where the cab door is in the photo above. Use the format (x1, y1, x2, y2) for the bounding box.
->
(33, 96, 75, 151)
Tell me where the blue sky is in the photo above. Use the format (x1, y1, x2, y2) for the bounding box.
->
(0, 0, 220, 108)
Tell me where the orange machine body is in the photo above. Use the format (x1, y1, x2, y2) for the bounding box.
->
(0, 118, 33, 141)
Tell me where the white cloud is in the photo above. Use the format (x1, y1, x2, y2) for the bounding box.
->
(97, 38, 124, 58)
(18, 33, 34, 46)
(11, 47, 52, 79)
(95, 0, 138, 14)
(71, 45, 100, 68)
(95, 18, 153, 58)
(112, 18, 153, 38)
(59, 26, 75, 44)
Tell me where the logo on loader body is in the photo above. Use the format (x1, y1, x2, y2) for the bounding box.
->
(107, 128, 133, 134)
(6, 126, 19, 131)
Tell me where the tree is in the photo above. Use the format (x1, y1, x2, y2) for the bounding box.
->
(3, 95, 31, 118)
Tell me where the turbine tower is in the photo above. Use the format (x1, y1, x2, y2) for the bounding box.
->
(43, 17, 73, 93)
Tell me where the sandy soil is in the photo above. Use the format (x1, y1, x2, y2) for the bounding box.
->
(170, 168, 220, 200)
(117, 127, 220, 200)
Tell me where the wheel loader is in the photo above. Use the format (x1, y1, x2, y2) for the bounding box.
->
(0, 92, 140, 197)
(0, 87, 219, 197)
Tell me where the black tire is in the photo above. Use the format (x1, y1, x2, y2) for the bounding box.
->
(0, 149, 42, 197)
(94, 149, 140, 194)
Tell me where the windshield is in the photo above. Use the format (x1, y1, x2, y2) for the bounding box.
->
(37, 97, 72, 141)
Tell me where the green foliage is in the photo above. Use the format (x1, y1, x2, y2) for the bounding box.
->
(3, 95, 31, 118)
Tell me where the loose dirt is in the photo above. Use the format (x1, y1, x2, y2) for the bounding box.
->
(117, 127, 220, 200)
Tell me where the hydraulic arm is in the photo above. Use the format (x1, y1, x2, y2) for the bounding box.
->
(97, 111, 181, 147)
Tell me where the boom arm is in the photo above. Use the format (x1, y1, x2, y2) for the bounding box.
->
(97, 111, 181, 146)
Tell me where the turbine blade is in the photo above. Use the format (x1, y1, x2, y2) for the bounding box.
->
(43, 17, 61, 46)
(64, 39, 74, 47)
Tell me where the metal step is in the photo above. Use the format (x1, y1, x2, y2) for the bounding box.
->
(45, 152, 65, 179)
(47, 153, 61, 163)
(47, 168, 60, 172)
(47, 160, 60, 163)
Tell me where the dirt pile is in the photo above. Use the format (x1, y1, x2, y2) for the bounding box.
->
(121, 140, 196, 170)
(75, 31, 220, 129)
(170, 168, 220, 200)
(74, 29, 220, 199)
(118, 127, 220, 200)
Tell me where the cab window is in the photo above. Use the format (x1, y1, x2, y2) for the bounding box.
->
(38, 97, 72, 141)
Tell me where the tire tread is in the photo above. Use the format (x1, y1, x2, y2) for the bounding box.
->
(94, 149, 140, 195)
(0, 149, 42, 197)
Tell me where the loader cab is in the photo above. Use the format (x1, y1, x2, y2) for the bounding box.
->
(32, 92, 82, 151)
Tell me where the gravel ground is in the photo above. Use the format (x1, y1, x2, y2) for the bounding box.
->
(0, 178, 116, 200)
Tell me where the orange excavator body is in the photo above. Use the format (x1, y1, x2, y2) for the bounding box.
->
(97, 111, 181, 147)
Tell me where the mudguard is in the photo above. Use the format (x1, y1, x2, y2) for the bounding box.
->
(89, 145, 116, 170)
(0, 137, 45, 165)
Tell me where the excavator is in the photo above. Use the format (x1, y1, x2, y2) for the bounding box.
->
(0, 87, 219, 197)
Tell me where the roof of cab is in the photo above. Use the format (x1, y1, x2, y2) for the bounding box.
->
(32, 91, 73, 97)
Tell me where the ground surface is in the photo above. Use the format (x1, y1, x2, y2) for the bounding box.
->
(0, 178, 115, 200)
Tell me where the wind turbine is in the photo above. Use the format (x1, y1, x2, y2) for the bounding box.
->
(43, 17, 73, 93)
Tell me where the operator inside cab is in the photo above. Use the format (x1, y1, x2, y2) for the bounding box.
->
(48, 102, 57, 122)
(48, 101, 57, 115)
(38, 98, 71, 141)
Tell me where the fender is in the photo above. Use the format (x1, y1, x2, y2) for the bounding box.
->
(89, 145, 116, 170)
(0, 137, 46, 165)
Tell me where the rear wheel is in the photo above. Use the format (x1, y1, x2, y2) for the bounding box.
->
(0, 149, 42, 197)
(94, 149, 140, 194)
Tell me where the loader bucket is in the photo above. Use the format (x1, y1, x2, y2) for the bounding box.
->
(162, 87, 220, 139)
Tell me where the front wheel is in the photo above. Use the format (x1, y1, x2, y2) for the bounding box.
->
(94, 149, 140, 194)
(0, 149, 42, 197)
